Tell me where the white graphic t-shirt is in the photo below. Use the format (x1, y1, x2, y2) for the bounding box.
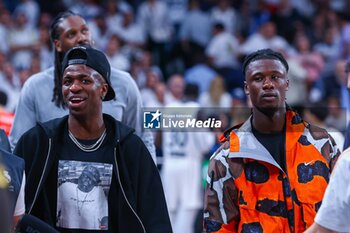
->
(56, 160, 113, 230)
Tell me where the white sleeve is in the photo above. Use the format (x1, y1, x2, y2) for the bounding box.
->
(314, 153, 350, 232)
(110, 69, 156, 163)
(122, 73, 156, 163)
(13, 172, 25, 216)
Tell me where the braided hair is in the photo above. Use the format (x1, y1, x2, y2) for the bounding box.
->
(49, 11, 80, 108)
(242, 48, 289, 76)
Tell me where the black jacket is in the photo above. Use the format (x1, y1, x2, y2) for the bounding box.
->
(14, 114, 172, 233)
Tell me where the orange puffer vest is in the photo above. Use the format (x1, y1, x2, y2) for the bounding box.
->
(204, 111, 340, 233)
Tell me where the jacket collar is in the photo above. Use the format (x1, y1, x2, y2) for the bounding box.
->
(225, 110, 305, 170)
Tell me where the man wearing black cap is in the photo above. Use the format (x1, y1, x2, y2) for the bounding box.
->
(14, 46, 172, 233)
(10, 11, 156, 164)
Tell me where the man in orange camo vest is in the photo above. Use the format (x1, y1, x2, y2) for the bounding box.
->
(203, 49, 340, 233)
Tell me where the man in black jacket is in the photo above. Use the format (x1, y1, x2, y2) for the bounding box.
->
(14, 46, 172, 232)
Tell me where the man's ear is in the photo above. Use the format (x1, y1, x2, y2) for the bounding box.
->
(101, 83, 108, 99)
(244, 81, 249, 95)
(285, 79, 289, 91)
(54, 39, 62, 52)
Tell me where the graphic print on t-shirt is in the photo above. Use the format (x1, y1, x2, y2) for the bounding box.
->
(56, 160, 113, 230)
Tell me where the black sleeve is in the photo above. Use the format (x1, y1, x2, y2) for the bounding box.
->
(124, 135, 173, 233)
(13, 127, 48, 214)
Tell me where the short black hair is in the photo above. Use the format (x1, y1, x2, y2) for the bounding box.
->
(49, 11, 78, 43)
(213, 22, 225, 31)
(242, 48, 289, 75)
(345, 59, 350, 73)
(184, 83, 199, 100)
(0, 90, 7, 106)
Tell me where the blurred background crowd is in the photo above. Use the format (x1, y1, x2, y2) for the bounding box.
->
(1, 0, 350, 136)
(1, 0, 350, 232)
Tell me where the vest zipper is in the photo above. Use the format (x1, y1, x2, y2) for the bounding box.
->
(282, 140, 295, 233)
(281, 169, 295, 233)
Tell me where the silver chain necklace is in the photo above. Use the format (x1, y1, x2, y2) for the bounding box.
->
(68, 129, 107, 152)
(76, 187, 90, 216)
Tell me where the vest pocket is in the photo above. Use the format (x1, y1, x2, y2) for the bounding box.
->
(238, 191, 289, 232)
(291, 188, 323, 230)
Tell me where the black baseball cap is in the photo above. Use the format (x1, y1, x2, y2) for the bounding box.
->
(62, 46, 116, 101)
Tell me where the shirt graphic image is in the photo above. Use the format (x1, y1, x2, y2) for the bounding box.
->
(56, 160, 113, 230)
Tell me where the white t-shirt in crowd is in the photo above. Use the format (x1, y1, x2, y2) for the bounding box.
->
(314, 148, 350, 232)
(14, 172, 25, 217)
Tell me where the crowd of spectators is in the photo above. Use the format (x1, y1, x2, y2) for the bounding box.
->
(0, 1, 349, 135)
(2, 0, 350, 232)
